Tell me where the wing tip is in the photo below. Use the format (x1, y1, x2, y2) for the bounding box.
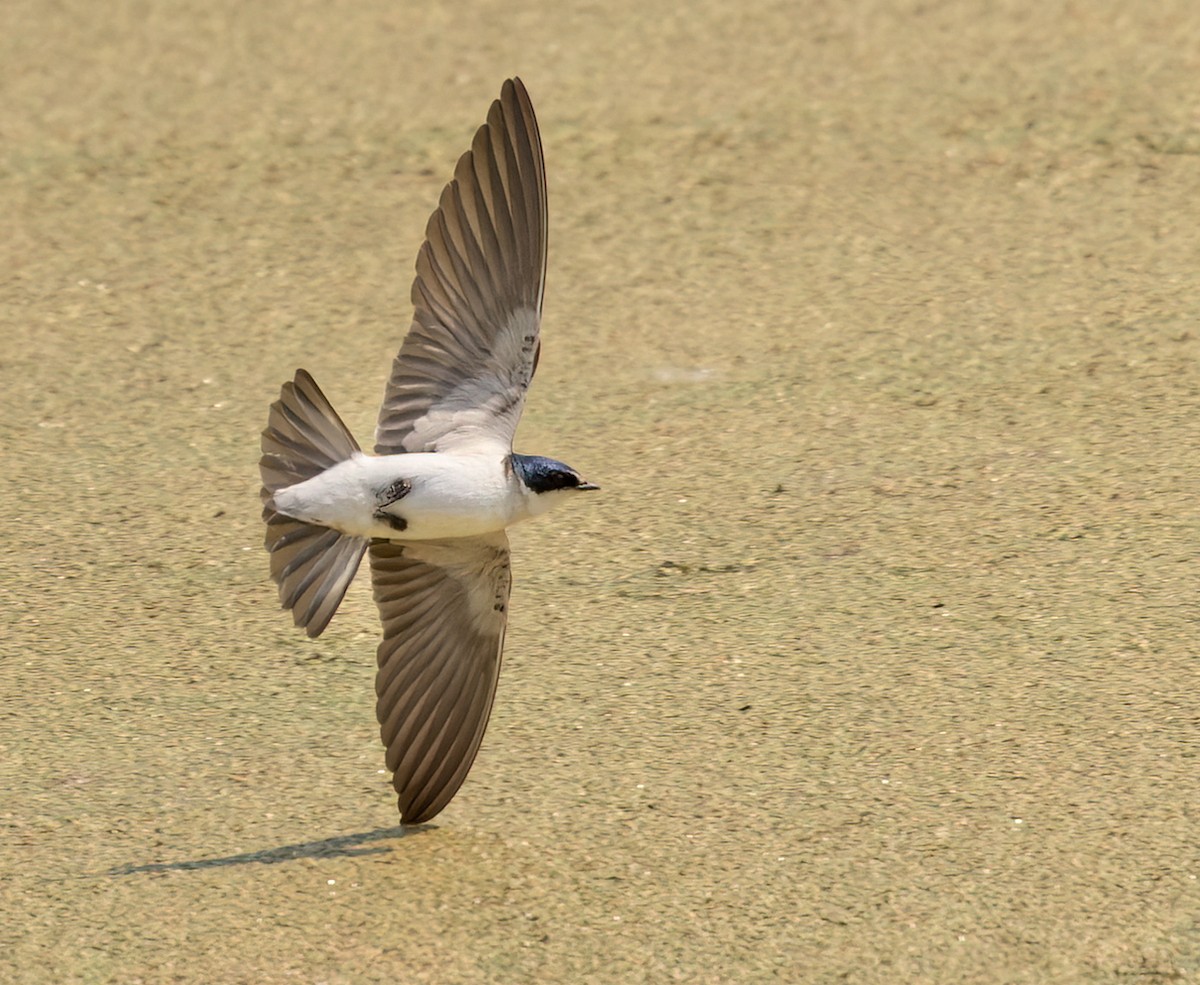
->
(398, 798, 443, 826)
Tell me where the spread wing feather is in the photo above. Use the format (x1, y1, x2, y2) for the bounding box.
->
(375, 77, 547, 456)
(369, 535, 511, 824)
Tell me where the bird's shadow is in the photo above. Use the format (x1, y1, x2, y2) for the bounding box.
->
(106, 825, 427, 876)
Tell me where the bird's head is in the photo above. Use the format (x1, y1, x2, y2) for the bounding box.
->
(511, 454, 599, 513)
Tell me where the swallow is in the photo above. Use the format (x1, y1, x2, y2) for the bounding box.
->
(259, 78, 596, 824)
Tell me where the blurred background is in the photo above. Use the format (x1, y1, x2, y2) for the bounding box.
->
(2, 1, 1198, 981)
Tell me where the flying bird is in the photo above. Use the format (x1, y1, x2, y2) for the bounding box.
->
(259, 78, 596, 824)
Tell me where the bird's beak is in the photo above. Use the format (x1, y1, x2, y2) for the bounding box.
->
(577, 481, 601, 491)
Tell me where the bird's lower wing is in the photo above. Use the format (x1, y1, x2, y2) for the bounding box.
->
(369, 533, 511, 824)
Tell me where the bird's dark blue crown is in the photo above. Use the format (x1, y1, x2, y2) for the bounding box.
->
(511, 454, 583, 494)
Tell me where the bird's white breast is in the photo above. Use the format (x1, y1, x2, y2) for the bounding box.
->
(271, 451, 531, 541)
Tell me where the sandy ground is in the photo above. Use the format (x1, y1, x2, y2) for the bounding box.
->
(3, 1, 1199, 982)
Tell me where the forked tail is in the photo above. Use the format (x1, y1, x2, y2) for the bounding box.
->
(260, 369, 368, 637)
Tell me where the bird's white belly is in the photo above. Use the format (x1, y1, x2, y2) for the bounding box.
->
(272, 452, 524, 541)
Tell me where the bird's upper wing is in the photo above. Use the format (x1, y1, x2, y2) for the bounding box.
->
(369, 533, 511, 824)
(375, 77, 547, 457)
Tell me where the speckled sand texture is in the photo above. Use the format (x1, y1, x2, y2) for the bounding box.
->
(3, 1, 1199, 982)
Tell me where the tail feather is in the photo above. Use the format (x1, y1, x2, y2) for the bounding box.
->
(261, 369, 361, 498)
(261, 370, 367, 637)
(264, 512, 368, 637)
